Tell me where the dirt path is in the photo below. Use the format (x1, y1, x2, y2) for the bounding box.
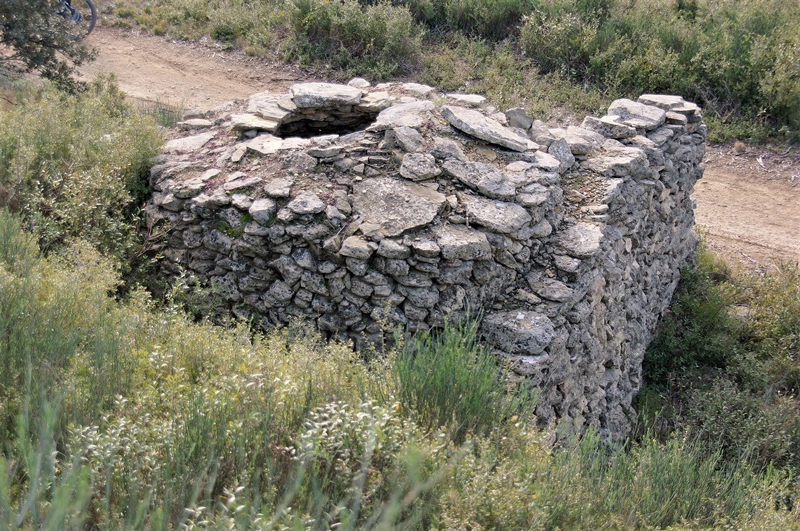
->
(695, 146, 800, 268)
(79, 26, 308, 108)
(78, 25, 799, 268)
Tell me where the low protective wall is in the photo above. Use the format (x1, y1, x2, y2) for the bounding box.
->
(147, 81, 706, 438)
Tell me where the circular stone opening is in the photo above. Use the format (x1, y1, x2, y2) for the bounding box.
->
(276, 109, 380, 139)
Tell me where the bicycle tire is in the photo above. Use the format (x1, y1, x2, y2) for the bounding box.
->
(82, 0, 97, 36)
(58, 0, 97, 38)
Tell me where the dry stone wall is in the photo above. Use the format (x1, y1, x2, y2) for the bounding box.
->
(147, 81, 706, 439)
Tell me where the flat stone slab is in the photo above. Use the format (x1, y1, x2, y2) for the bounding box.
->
(402, 82, 435, 96)
(356, 91, 391, 113)
(587, 146, 650, 179)
(460, 194, 532, 234)
(441, 105, 537, 152)
(528, 151, 563, 173)
(263, 177, 294, 198)
(400, 153, 441, 181)
(558, 222, 603, 258)
(581, 116, 637, 139)
(392, 126, 425, 152)
(446, 93, 486, 107)
(435, 225, 492, 260)
(287, 192, 325, 215)
(244, 135, 311, 156)
(352, 177, 447, 237)
(249, 198, 277, 224)
(165, 132, 215, 153)
(178, 119, 213, 130)
(526, 274, 575, 302)
(290, 83, 363, 108)
(443, 160, 516, 200)
(340, 236, 374, 260)
(247, 92, 295, 122)
(482, 310, 556, 355)
(638, 94, 701, 115)
(369, 101, 436, 131)
(230, 114, 279, 133)
(607, 98, 666, 131)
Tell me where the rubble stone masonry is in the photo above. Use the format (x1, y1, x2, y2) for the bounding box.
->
(148, 81, 706, 439)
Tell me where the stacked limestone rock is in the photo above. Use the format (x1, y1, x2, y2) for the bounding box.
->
(148, 80, 705, 439)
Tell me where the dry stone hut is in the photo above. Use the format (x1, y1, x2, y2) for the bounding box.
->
(148, 80, 706, 438)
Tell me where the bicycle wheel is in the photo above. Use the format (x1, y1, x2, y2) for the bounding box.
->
(57, 0, 97, 38)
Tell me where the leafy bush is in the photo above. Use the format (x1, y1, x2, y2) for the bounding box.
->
(395, 317, 534, 442)
(644, 247, 739, 384)
(391, 0, 538, 40)
(0, 212, 128, 441)
(687, 378, 800, 470)
(642, 245, 800, 476)
(0, 0, 94, 90)
(287, 0, 424, 78)
(0, 77, 162, 260)
(521, 0, 800, 139)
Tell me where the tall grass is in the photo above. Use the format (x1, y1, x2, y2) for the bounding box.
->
(0, 75, 162, 259)
(641, 246, 800, 471)
(395, 317, 534, 442)
(1, 207, 798, 528)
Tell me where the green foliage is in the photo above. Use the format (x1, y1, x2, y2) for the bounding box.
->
(0, 212, 128, 441)
(417, 34, 606, 120)
(436, 427, 786, 530)
(0, 0, 94, 90)
(644, 247, 738, 383)
(0, 76, 162, 260)
(395, 318, 534, 442)
(390, 0, 538, 40)
(642, 245, 800, 473)
(0, 213, 798, 529)
(520, 0, 800, 140)
(287, 0, 424, 79)
(688, 379, 800, 470)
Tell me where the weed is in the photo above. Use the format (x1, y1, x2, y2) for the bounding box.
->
(395, 317, 535, 442)
(137, 97, 185, 128)
(0, 75, 162, 261)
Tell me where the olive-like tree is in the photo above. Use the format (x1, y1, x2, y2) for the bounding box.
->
(0, 0, 93, 89)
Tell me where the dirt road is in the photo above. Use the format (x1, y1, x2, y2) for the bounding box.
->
(79, 26, 308, 107)
(79, 26, 799, 268)
(695, 147, 799, 268)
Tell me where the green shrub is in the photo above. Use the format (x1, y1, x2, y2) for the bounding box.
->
(287, 0, 424, 79)
(418, 34, 606, 119)
(0, 212, 797, 530)
(0, 76, 162, 260)
(393, 0, 538, 40)
(644, 246, 739, 384)
(520, 0, 800, 139)
(687, 378, 800, 470)
(435, 424, 788, 530)
(641, 245, 800, 479)
(0, 212, 130, 440)
(395, 317, 534, 442)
